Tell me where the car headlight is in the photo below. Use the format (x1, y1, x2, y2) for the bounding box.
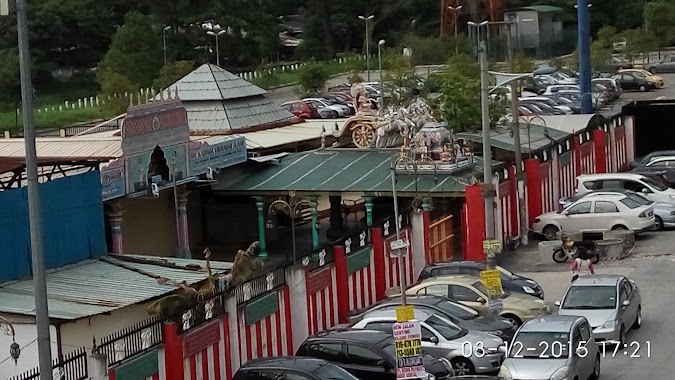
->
(487, 330, 504, 337)
(523, 286, 536, 294)
(498, 366, 513, 380)
(550, 366, 569, 380)
(669, 195, 675, 200)
(647, 81, 654, 85)
(426, 373, 436, 380)
(602, 319, 619, 329)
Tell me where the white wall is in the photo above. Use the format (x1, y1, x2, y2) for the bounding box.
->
(0, 323, 58, 379)
(410, 211, 426, 280)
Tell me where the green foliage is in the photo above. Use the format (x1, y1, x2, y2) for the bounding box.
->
(644, 1, 675, 49)
(0, 49, 20, 111)
(596, 26, 618, 49)
(296, 62, 330, 96)
(506, 53, 536, 73)
(428, 54, 506, 133)
(251, 63, 282, 89)
(590, 40, 612, 72)
(400, 34, 460, 65)
(381, 50, 420, 107)
(621, 28, 657, 63)
(98, 11, 163, 88)
(152, 60, 196, 90)
(343, 52, 366, 84)
(97, 70, 139, 117)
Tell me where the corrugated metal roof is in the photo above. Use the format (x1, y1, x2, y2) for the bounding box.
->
(456, 124, 570, 153)
(517, 5, 564, 13)
(530, 114, 603, 134)
(243, 119, 336, 149)
(185, 97, 296, 133)
(164, 64, 267, 101)
(212, 150, 488, 195)
(0, 138, 122, 159)
(0, 254, 232, 320)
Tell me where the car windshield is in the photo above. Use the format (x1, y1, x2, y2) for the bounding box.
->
(510, 332, 570, 358)
(314, 362, 362, 380)
(620, 197, 641, 209)
(642, 176, 668, 191)
(633, 71, 647, 78)
(561, 286, 617, 309)
(434, 299, 480, 320)
(381, 343, 397, 360)
(628, 193, 652, 205)
(426, 315, 465, 340)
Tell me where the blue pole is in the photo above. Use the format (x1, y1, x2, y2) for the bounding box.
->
(577, 0, 592, 114)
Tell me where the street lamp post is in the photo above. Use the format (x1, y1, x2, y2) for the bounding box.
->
(193, 44, 213, 64)
(447, 5, 463, 55)
(162, 26, 172, 66)
(359, 15, 375, 82)
(576, 0, 593, 114)
(0, 317, 21, 365)
(207, 30, 227, 67)
(268, 194, 312, 265)
(378, 39, 385, 113)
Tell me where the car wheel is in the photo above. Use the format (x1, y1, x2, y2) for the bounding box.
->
(611, 225, 628, 231)
(632, 306, 642, 329)
(655, 216, 664, 231)
(590, 354, 601, 380)
(329, 110, 338, 118)
(501, 314, 522, 327)
(543, 225, 560, 241)
(450, 357, 475, 376)
(618, 325, 626, 346)
(639, 85, 647, 92)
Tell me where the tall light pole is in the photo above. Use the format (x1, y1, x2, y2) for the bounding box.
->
(447, 5, 463, 54)
(576, 0, 593, 114)
(207, 30, 227, 67)
(268, 196, 312, 265)
(15, 0, 54, 377)
(163, 26, 172, 66)
(378, 39, 385, 113)
(194, 44, 213, 64)
(468, 21, 497, 270)
(359, 15, 375, 82)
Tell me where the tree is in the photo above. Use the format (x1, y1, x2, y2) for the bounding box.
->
(622, 28, 657, 63)
(97, 70, 139, 117)
(381, 50, 420, 107)
(0, 49, 21, 111)
(98, 11, 163, 88)
(596, 26, 618, 49)
(296, 62, 330, 96)
(590, 40, 612, 72)
(153, 60, 195, 90)
(644, 1, 675, 52)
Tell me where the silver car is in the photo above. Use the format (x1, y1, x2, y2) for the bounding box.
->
(555, 275, 642, 345)
(498, 315, 600, 380)
(350, 309, 505, 375)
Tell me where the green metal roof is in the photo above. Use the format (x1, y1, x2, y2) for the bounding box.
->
(456, 124, 570, 154)
(212, 149, 493, 196)
(516, 5, 564, 13)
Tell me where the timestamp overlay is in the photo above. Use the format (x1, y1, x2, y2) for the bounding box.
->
(599, 341, 652, 358)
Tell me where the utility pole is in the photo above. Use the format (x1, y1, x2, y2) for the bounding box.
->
(16, 0, 54, 377)
(479, 39, 497, 270)
(577, 0, 593, 114)
(390, 167, 407, 306)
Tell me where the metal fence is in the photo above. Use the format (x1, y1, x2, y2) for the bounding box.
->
(9, 347, 88, 380)
(94, 315, 164, 367)
(175, 289, 228, 335)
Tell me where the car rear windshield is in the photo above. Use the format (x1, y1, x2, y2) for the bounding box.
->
(313, 362, 361, 380)
(620, 197, 641, 209)
(434, 299, 480, 320)
(426, 315, 464, 340)
(642, 176, 668, 191)
(510, 332, 569, 358)
(561, 286, 617, 309)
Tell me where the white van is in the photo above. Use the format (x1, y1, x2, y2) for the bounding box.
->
(576, 173, 675, 205)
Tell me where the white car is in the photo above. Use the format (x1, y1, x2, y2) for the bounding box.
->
(533, 193, 655, 239)
(350, 309, 505, 375)
(540, 84, 581, 96)
(302, 98, 350, 118)
(518, 96, 573, 113)
(643, 155, 675, 168)
(576, 172, 675, 205)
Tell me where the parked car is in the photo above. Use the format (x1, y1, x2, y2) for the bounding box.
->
(533, 192, 655, 239)
(296, 329, 455, 380)
(302, 98, 350, 118)
(348, 295, 518, 341)
(646, 55, 675, 74)
(592, 78, 622, 100)
(631, 166, 675, 188)
(629, 150, 675, 168)
(598, 56, 633, 72)
(541, 94, 581, 113)
(401, 275, 550, 326)
(320, 93, 356, 114)
(576, 172, 675, 204)
(520, 100, 567, 115)
(349, 309, 505, 375)
(540, 84, 582, 96)
(559, 189, 675, 230)
(521, 77, 555, 95)
(555, 274, 642, 345)
(611, 72, 656, 92)
(519, 96, 573, 114)
(233, 357, 361, 380)
(417, 261, 544, 299)
(282, 100, 321, 119)
(498, 315, 601, 380)
(618, 68, 665, 88)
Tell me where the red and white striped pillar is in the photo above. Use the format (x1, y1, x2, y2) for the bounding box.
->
(463, 185, 486, 261)
(176, 188, 192, 259)
(593, 129, 608, 174)
(106, 201, 124, 254)
(332, 245, 350, 323)
(525, 158, 542, 227)
(163, 322, 185, 380)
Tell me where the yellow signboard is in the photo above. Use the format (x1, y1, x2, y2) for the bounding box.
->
(395, 337, 423, 357)
(396, 305, 415, 322)
(480, 269, 503, 295)
(483, 239, 502, 255)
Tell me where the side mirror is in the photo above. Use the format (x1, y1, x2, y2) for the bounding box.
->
(622, 300, 631, 307)
(642, 188, 650, 193)
(429, 336, 439, 344)
(478, 298, 486, 304)
(563, 210, 570, 216)
(376, 359, 389, 369)
(575, 347, 586, 356)
(498, 345, 507, 353)
(554, 301, 561, 306)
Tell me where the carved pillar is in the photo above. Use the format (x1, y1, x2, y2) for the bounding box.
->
(422, 197, 432, 212)
(106, 202, 124, 254)
(327, 195, 345, 240)
(364, 196, 374, 226)
(254, 196, 268, 258)
(176, 188, 192, 259)
(309, 196, 319, 249)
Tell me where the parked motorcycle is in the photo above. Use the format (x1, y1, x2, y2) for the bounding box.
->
(552, 240, 601, 264)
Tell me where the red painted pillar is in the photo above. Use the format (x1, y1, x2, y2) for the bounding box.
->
(163, 322, 184, 380)
(371, 227, 387, 301)
(525, 159, 543, 227)
(464, 185, 486, 261)
(573, 134, 582, 178)
(282, 284, 293, 354)
(593, 129, 608, 174)
(332, 245, 350, 323)
(461, 206, 468, 259)
(422, 209, 432, 263)
(508, 166, 519, 236)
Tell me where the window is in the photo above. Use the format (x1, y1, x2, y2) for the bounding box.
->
(432, 267, 460, 276)
(619, 284, 629, 302)
(579, 322, 591, 342)
(583, 181, 601, 190)
(245, 370, 283, 380)
(567, 201, 591, 215)
(622, 74, 635, 81)
(417, 285, 449, 297)
(623, 180, 648, 193)
(457, 267, 480, 276)
(286, 373, 312, 380)
(363, 321, 395, 334)
(642, 176, 668, 191)
(600, 180, 622, 189)
(304, 343, 346, 363)
(346, 346, 383, 366)
(426, 315, 463, 340)
(450, 285, 482, 302)
(421, 327, 437, 341)
(648, 160, 668, 167)
(594, 201, 619, 213)
(620, 198, 641, 209)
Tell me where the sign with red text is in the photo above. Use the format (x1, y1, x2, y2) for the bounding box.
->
(393, 321, 425, 380)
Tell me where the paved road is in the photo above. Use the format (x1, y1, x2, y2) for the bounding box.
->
(498, 228, 675, 379)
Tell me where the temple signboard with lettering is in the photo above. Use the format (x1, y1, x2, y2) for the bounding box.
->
(188, 136, 247, 177)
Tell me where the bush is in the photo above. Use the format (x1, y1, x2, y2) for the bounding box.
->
(400, 34, 468, 65)
(97, 70, 139, 117)
(152, 60, 195, 90)
(251, 63, 281, 89)
(296, 62, 330, 96)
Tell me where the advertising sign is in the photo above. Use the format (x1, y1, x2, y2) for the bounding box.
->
(396, 305, 414, 323)
(393, 321, 425, 380)
(101, 166, 126, 201)
(385, 229, 412, 258)
(188, 136, 247, 176)
(480, 269, 504, 314)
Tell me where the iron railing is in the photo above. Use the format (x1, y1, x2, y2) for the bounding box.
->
(9, 347, 88, 380)
(94, 315, 164, 367)
(175, 290, 228, 335)
(233, 266, 286, 305)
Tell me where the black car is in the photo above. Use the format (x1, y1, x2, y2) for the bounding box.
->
(234, 357, 360, 380)
(611, 72, 655, 92)
(297, 329, 455, 380)
(417, 261, 544, 299)
(630, 167, 675, 188)
(348, 295, 517, 342)
(629, 150, 675, 168)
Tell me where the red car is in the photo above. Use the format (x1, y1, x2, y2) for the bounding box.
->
(282, 100, 321, 119)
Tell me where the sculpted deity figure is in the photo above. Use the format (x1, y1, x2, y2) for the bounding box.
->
(351, 83, 376, 116)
